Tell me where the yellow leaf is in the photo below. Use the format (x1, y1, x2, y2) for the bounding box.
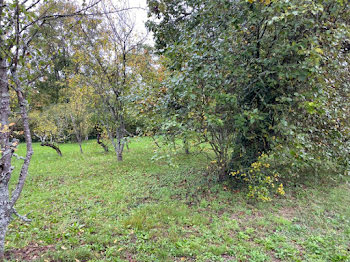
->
(315, 47, 324, 54)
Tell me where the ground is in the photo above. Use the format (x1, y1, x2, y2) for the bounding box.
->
(5, 138, 350, 261)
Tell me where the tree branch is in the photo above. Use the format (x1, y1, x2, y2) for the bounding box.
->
(11, 208, 31, 223)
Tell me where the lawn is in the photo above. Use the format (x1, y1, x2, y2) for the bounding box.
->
(5, 138, 350, 261)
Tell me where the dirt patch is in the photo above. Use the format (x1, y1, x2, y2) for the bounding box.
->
(278, 206, 297, 220)
(268, 251, 282, 262)
(5, 243, 55, 261)
(121, 251, 137, 262)
(230, 210, 264, 222)
(221, 254, 237, 261)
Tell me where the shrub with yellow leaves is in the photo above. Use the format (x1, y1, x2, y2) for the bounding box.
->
(231, 153, 285, 201)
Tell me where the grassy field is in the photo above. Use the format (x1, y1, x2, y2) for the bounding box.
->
(5, 138, 350, 261)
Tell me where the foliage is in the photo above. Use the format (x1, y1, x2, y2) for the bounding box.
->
(65, 3, 148, 160)
(126, 48, 168, 137)
(229, 153, 284, 201)
(30, 104, 69, 144)
(147, 0, 350, 199)
(65, 76, 94, 153)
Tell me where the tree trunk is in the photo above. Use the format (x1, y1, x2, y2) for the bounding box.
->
(104, 124, 124, 161)
(9, 71, 34, 213)
(116, 126, 124, 162)
(0, 49, 12, 259)
(117, 151, 123, 161)
(183, 138, 190, 154)
(96, 133, 108, 152)
(40, 142, 62, 157)
(70, 114, 83, 154)
(0, 184, 10, 260)
(151, 136, 161, 148)
(78, 142, 83, 154)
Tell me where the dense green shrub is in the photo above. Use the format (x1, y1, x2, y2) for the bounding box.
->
(147, 0, 350, 200)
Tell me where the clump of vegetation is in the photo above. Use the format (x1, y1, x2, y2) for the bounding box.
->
(147, 0, 350, 200)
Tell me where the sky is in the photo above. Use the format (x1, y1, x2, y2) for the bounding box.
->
(81, 0, 152, 43)
(114, 0, 152, 43)
(127, 0, 148, 34)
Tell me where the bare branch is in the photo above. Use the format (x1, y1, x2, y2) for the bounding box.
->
(11, 208, 31, 223)
(25, 0, 41, 12)
(9, 73, 33, 208)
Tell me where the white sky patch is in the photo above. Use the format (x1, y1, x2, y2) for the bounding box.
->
(78, 0, 153, 44)
(112, 0, 153, 45)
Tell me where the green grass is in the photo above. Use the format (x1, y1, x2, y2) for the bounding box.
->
(5, 138, 350, 261)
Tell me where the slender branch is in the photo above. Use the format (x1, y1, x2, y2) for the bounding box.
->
(25, 0, 40, 11)
(9, 72, 34, 208)
(11, 208, 31, 223)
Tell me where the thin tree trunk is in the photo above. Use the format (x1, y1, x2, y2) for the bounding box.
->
(104, 125, 122, 161)
(10, 72, 34, 210)
(96, 133, 109, 152)
(116, 126, 124, 162)
(0, 50, 12, 260)
(183, 138, 190, 155)
(78, 142, 83, 154)
(151, 136, 161, 148)
(117, 151, 123, 161)
(0, 59, 33, 259)
(70, 114, 83, 154)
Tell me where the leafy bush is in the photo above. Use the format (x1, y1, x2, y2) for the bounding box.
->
(148, 0, 350, 200)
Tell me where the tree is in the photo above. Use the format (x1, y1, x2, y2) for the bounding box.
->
(30, 104, 70, 156)
(147, 0, 350, 189)
(75, 1, 147, 161)
(126, 48, 168, 140)
(0, 0, 102, 257)
(30, 110, 62, 156)
(66, 76, 94, 154)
